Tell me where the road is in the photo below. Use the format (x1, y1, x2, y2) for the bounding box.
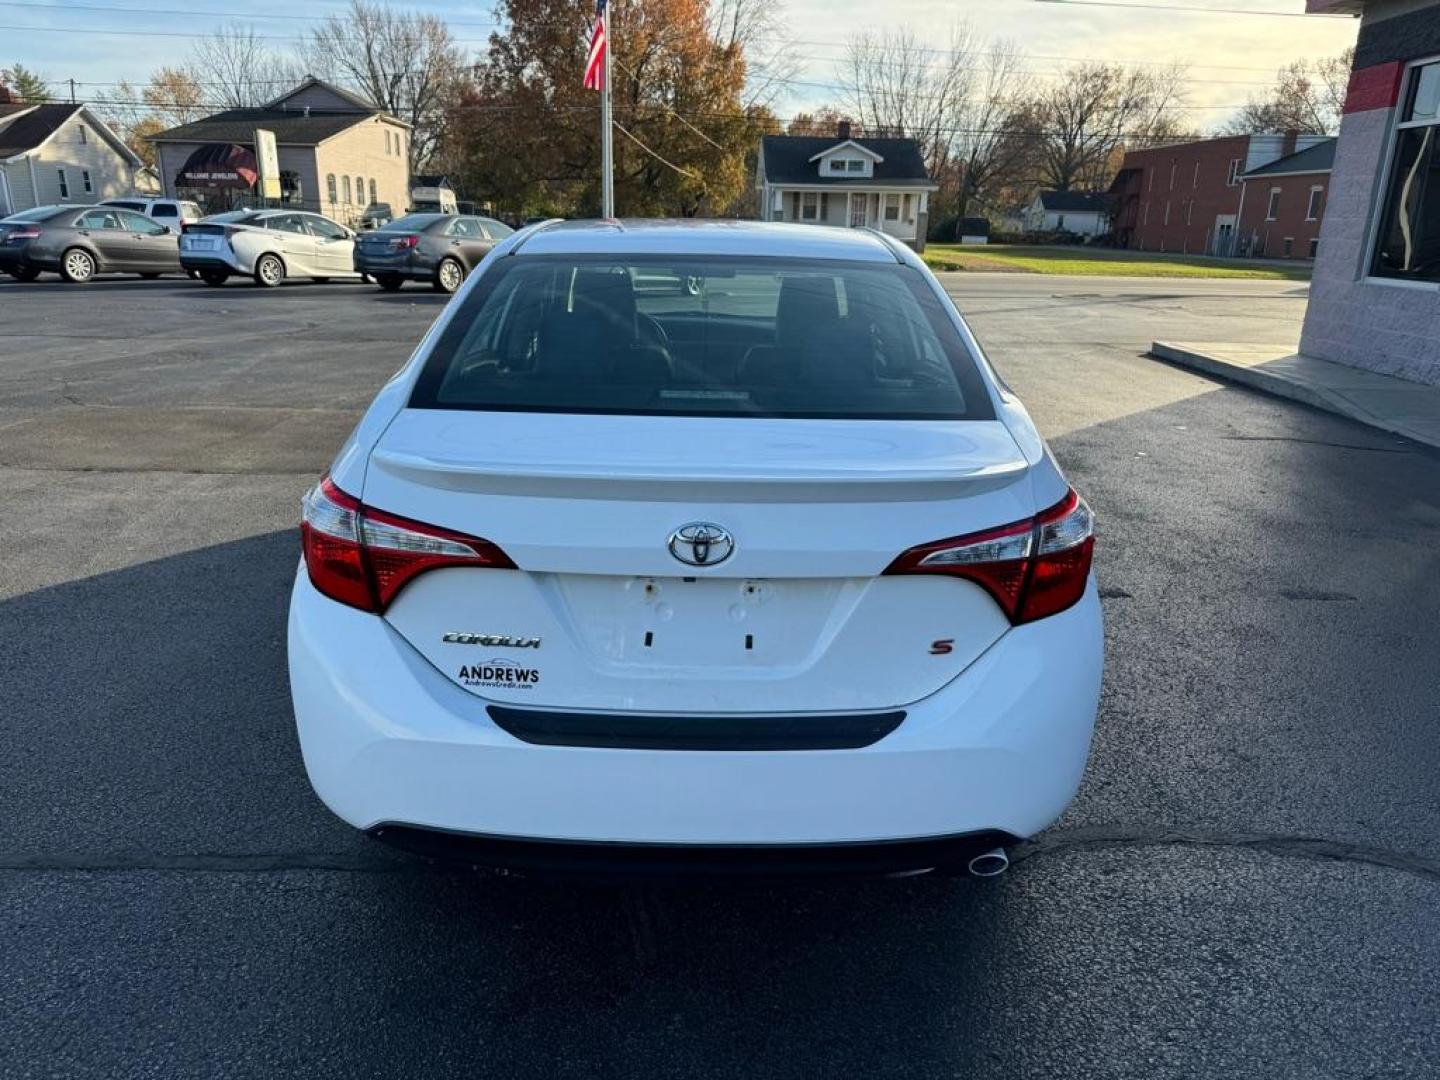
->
(1, 273, 1437, 1079)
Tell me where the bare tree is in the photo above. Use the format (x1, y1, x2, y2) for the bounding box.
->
(839, 24, 980, 176)
(191, 24, 302, 109)
(1223, 47, 1353, 135)
(948, 40, 1029, 222)
(707, 0, 797, 109)
(1031, 61, 1188, 192)
(305, 0, 463, 168)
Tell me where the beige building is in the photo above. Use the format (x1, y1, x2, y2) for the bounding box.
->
(0, 99, 145, 216)
(149, 77, 411, 226)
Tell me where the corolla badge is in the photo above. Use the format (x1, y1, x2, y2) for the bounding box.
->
(667, 522, 734, 567)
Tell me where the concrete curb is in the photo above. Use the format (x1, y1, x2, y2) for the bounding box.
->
(1149, 341, 1440, 452)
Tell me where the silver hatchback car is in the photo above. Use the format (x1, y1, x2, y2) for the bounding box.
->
(179, 209, 361, 288)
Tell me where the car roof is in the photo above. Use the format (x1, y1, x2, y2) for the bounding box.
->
(516, 219, 903, 263)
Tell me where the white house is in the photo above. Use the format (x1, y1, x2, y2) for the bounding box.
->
(0, 99, 145, 217)
(756, 122, 939, 250)
(1023, 190, 1112, 238)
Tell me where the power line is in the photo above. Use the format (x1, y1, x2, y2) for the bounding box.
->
(1032, 0, 1352, 15)
(612, 119, 703, 182)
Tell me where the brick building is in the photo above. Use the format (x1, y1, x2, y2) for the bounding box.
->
(1301, 0, 1440, 386)
(1111, 133, 1332, 258)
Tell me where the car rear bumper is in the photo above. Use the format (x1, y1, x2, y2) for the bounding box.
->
(180, 251, 247, 274)
(288, 570, 1103, 848)
(354, 251, 436, 279)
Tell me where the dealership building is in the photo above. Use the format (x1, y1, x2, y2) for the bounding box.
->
(1301, 0, 1440, 385)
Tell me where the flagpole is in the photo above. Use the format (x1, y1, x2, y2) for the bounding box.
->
(600, 2, 614, 218)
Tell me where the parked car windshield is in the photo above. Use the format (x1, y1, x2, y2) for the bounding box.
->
(410, 255, 995, 420)
(3, 206, 66, 222)
(202, 211, 262, 224)
(384, 214, 447, 232)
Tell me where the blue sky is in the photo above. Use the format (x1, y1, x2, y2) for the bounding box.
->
(5, 0, 1359, 129)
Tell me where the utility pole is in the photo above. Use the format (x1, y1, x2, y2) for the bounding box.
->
(600, 1, 613, 219)
(69, 78, 76, 104)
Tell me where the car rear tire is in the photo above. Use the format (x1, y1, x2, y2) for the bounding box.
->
(433, 258, 464, 294)
(199, 270, 229, 287)
(60, 247, 96, 284)
(376, 274, 404, 292)
(8, 267, 40, 282)
(254, 253, 285, 288)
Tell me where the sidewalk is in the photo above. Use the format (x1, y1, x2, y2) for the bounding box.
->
(1149, 341, 1440, 452)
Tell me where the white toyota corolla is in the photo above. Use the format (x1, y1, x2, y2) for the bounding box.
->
(288, 220, 1103, 875)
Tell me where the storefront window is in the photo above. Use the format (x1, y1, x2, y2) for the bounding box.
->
(1372, 60, 1440, 283)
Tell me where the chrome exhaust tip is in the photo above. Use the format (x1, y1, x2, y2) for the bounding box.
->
(966, 847, 1010, 878)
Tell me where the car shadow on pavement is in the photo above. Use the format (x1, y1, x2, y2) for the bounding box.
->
(0, 526, 1017, 1076)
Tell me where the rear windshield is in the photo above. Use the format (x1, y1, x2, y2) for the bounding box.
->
(410, 255, 994, 420)
(4, 206, 66, 222)
(384, 214, 445, 232)
(200, 211, 261, 224)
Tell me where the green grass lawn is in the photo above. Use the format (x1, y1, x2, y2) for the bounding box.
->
(921, 244, 1312, 280)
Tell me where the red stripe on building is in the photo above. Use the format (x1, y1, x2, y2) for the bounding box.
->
(1343, 61, 1404, 114)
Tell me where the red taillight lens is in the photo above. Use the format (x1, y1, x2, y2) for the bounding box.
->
(389, 234, 420, 250)
(301, 475, 514, 613)
(7, 227, 41, 241)
(884, 488, 1095, 624)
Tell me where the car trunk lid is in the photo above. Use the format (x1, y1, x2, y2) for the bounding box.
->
(367, 410, 1035, 713)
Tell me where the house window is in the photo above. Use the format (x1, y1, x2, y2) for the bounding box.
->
(884, 193, 899, 221)
(847, 159, 863, 173)
(369, 178, 377, 205)
(1306, 185, 1324, 222)
(1283, 237, 1294, 256)
(82, 170, 92, 194)
(355, 176, 363, 204)
(1266, 188, 1281, 221)
(1371, 59, 1440, 282)
(385, 130, 392, 155)
(57, 168, 68, 199)
(1057, 213, 1066, 229)
(78, 125, 86, 144)
(326, 174, 337, 204)
(801, 192, 819, 220)
(829, 159, 847, 173)
(342, 175, 352, 204)
(1227, 158, 1242, 186)
(1309, 237, 1320, 258)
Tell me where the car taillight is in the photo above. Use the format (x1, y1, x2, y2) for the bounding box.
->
(300, 475, 514, 613)
(884, 488, 1095, 625)
(389, 234, 420, 250)
(7, 227, 41, 241)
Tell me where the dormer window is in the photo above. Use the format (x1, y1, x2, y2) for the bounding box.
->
(826, 158, 867, 175)
(829, 159, 847, 173)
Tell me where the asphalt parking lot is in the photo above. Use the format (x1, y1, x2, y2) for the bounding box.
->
(2, 272, 1438, 1079)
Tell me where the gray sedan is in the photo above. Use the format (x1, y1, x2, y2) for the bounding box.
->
(353, 213, 513, 293)
(0, 204, 181, 283)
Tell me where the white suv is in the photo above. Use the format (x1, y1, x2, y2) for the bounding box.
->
(100, 197, 204, 231)
(288, 220, 1104, 876)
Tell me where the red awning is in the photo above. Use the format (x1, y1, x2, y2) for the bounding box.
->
(175, 143, 259, 189)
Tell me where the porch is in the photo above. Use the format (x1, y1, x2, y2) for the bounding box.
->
(766, 186, 929, 247)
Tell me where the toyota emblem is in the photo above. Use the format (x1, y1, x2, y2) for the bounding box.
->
(668, 522, 734, 567)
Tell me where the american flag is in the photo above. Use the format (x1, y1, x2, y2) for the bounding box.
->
(583, 0, 607, 91)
